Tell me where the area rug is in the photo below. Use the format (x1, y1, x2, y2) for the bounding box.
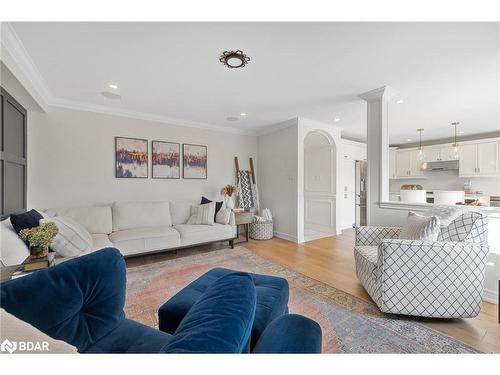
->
(125, 246, 479, 353)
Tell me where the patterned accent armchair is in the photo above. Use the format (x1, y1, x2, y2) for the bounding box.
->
(354, 211, 490, 318)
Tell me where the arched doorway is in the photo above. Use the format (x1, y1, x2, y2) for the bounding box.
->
(303, 130, 337, 241)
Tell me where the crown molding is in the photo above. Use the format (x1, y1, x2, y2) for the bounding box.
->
(51, 97, 257, 136)
(1, 22, 256, 137)
(1, 22, 53, 111)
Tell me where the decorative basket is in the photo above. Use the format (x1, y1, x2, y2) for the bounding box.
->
(249, 220, 273, 240)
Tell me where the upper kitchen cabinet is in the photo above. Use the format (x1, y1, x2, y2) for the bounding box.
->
(422, 145, 456, 162)
(395, 149, 424, 178)
(459, 140, 499, 177)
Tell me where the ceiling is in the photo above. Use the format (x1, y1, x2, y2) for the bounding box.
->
(6, 22, 500, 142)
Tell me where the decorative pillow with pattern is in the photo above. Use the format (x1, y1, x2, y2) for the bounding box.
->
(398, 211, 441, 241)
(438, 211, 488, 243)
(187, 202, 216, 225)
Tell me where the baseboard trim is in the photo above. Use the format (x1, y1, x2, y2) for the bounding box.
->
(274, 231, 298, 243)
(483, 288, 498, 305)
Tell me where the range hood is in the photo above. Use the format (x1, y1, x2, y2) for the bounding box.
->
(421, 160, 459, 172)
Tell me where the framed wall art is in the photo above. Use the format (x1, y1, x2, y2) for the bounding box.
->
(115, 137, 148, 178)
(152, 140, 180, 179)
(182, 143, 207, 179)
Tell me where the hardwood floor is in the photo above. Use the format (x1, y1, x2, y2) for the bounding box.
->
(244, 229, 500, 353)
(126, 230, 499, 353)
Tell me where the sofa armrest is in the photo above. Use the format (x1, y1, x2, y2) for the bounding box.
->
(252, 314, 322, 353)
(355, 226, 401, 246)
(377, 239, 489, 317)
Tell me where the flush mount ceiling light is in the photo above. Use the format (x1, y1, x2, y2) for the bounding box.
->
(396, 99, 404, 104)
(240, 113, 247, 117)
(334, 117, 341, 122)
(108, 84, 118, 89)
(220, 50, 250, 69)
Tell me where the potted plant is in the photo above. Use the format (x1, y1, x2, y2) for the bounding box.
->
(19, 222, 59, 259)
(220, 184, 237, 210)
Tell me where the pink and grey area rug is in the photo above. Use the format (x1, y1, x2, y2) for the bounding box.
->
(125, 246, 479, 353)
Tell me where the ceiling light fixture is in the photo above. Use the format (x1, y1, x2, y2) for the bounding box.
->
(334, 117, 341, 122)
(451, 122, 460, 159)
(220, 50, 250, 69)
(417, 128, 424, 161)
(406, 139, 412, 142)
(240, 113, 247, 117)
(108, 84, 118, 89)
(396, 99, 404, 104)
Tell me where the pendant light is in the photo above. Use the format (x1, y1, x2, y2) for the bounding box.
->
(417, 128, 424, 161)
(451, 122, 460, 159)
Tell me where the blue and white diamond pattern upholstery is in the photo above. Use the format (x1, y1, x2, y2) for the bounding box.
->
(354, 211, 489, 318)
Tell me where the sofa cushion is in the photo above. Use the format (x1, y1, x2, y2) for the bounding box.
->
(438, 211, 488, 243)
(216, 208, 232, 225)
(174, 223, 234, 246)
(109, 226, 180, 256)
(0, 218, 30, 266)
(398, 212, 440, 241)
(158, 267, 289, 350)
(41, 216, 93, 257)
(90, 234, 114, 252)
(161, 272, 256, 353)
(1, 308, 77, 353)
(201, 196, 223, 220)
(10, 209, 44, 234)
(0, 248, 126, 353)
(354, 245, 380, 304)
(169, 200, 197, 225)
(112, 201, 172, 231)
(45, 205, 113, 235)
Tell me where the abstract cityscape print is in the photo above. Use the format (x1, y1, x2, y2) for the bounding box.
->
(115, 137, 148, 178)
(183, 144, 207, 179)
(152, 141, 180, 179)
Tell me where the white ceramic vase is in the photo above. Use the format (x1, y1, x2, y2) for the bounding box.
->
(225, 196, 235, 210)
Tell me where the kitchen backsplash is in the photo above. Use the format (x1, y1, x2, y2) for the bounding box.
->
(389, 170, 500, 195)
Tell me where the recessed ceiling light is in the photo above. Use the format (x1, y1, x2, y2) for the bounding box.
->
(240, 113, 247, 117)
(334, 118, 341, 122)
(101, 91, 121, 100)
(406, 138, 412, 142)
(220, 50, 250, 69)
(396, 99, 404, 104)
(226, 116, 239, 121)
(108, 84, 118, 89)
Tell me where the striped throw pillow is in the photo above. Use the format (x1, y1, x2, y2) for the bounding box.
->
(187, 202, 216, 225)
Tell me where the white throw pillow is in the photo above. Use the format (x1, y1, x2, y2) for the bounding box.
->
(187, 202, 215, 225)
(41, 216, 92, 257)
(398, 212, 441, 241)
(215, 208, 232, 225)
(0, 218, 30, 266)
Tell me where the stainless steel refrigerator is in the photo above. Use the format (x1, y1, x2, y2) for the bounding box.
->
(355, 160, 367, 227)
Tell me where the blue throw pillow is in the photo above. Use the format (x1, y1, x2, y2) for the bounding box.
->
(161, 272, 256, 353)
(10, 209, 43, 234)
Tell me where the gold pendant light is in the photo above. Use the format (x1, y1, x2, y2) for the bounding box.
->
(451, 122, 460, 159)
(417, 128, 424, 161)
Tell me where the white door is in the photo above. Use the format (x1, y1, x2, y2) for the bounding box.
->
(341, 158, 356, 229)
(459, 144, 477, 176)
(395, 150, 411, 177)
(477, 141, 499, 175)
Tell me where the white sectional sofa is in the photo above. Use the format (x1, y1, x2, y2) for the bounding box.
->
(1, 200, 236, 265)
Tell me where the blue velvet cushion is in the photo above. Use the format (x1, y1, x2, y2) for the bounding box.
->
(158, 267, 289, 349)
(0, 248, 126, 352)
(252, 314, 322, 354)
(161, 272, 257, 353)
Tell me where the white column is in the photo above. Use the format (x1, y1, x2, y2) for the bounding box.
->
(359, 86, 397, 225)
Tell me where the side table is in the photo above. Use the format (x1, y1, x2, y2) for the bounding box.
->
(234, 211, 253, 244)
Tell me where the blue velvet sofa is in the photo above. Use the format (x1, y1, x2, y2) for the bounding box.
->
(0, 248, 322, 353)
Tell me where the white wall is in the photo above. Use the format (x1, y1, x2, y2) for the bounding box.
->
(257, 119, 298, 242)
(27, 107, 257, 208)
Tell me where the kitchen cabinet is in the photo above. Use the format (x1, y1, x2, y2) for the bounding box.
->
(459, 141, 499, 177)
(389, 148, 397, 179)
(423, 146, 456, 162)
(395, 149, 424, 178)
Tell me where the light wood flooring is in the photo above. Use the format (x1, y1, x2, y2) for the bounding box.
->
(127, 229, 499, 353)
